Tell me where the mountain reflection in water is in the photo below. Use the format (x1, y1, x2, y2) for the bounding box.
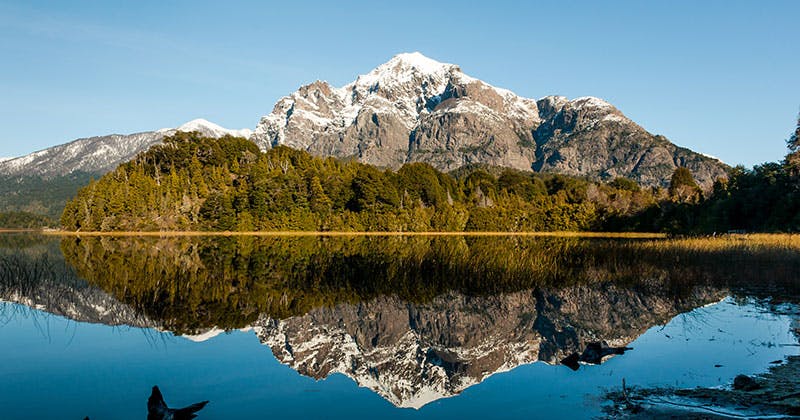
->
(0, 234, 799, 413)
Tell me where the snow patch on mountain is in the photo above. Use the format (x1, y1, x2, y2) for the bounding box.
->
(698, 151, 723, 162)
(0, 119, 252, 178)
(175, 118, 253, 138)
(571, 96, 615, 109)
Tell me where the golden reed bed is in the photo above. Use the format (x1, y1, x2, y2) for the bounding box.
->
(34, 230, 665, 239)
(3, 229, 800, 251)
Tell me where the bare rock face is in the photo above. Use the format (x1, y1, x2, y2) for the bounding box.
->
(252, 52, 728, 189)
(253, 284, 724, 408)
(532, 97, 726, 188)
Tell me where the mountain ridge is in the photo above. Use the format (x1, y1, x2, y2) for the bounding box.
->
(0, 119, 252, 218)
(0, 53, 727, 192)
(0, 118, 251, 179)
(251, 52, 727, 188)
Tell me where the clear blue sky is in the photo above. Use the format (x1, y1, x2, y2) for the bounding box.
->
(0, 0, 797, 167)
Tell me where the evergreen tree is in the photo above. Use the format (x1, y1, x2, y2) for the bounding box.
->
(668, 167, 702, 203)
(786, 111, 800, 175)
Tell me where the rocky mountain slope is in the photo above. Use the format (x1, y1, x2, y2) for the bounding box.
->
(0, 119, 251, 179)
(252, 52, 726, 188)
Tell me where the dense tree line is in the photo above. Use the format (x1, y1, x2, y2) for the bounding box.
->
(650, 113, 800, 233)
(0, 211, 55, 229)
(60, 132, 665, 232)
(0, 172, 95, 219)
(60, 113, 800, 234)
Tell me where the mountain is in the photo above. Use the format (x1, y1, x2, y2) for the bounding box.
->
(251, 52, 727, 189)
(0, 119, 251, 218)
(0, 118, 252, 179)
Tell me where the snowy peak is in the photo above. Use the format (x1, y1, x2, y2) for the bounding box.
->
(177, 118, 226, 133)
(246, 52, 728, 189)
(388, 52, 455, 72)
(175, 118, 253, 139)
(250, 52, 540, 167)
(348, 52, 459, 91)
(249, 51, 728, 189)
(570, 96, 614, 109)
(336, 52, 466, 125)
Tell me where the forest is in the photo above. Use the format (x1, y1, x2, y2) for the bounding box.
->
(60, 116, 800, 234)
(0, 172, 95, 221)
(0, 211, 55, 229)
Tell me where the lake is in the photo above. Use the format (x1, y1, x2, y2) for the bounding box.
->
(0, 233, 798, 418)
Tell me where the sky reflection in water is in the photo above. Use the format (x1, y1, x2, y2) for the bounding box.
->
(0, 297, 796, 419)
(0, 234, 798, 419)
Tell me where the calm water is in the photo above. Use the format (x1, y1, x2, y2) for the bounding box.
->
(0, 234, 798, 419)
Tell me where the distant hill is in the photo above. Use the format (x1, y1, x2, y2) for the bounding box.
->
(0, 119, 252, 178)
(0, 119, 251, 218)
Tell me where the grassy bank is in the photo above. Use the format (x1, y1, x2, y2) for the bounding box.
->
(39, 230, 668, 238)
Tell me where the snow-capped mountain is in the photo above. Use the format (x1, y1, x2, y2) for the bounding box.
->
(0, 118, 252, 179)
(252, 52, 726, 188)
(0, 53, 726, 188)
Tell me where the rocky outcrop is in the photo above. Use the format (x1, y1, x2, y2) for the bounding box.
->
(531, 97, 724, 188)
(252, 52, 727, 189)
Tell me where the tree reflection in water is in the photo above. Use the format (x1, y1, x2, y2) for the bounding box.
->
(1, 234, 798, 407)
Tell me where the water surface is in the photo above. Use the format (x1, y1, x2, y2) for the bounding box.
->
(0, 234, 798, 418)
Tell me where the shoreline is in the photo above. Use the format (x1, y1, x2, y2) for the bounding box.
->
(605, 355, 800, 418)
(36, 230, 668, 238)
(1, 229, 797, 241)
